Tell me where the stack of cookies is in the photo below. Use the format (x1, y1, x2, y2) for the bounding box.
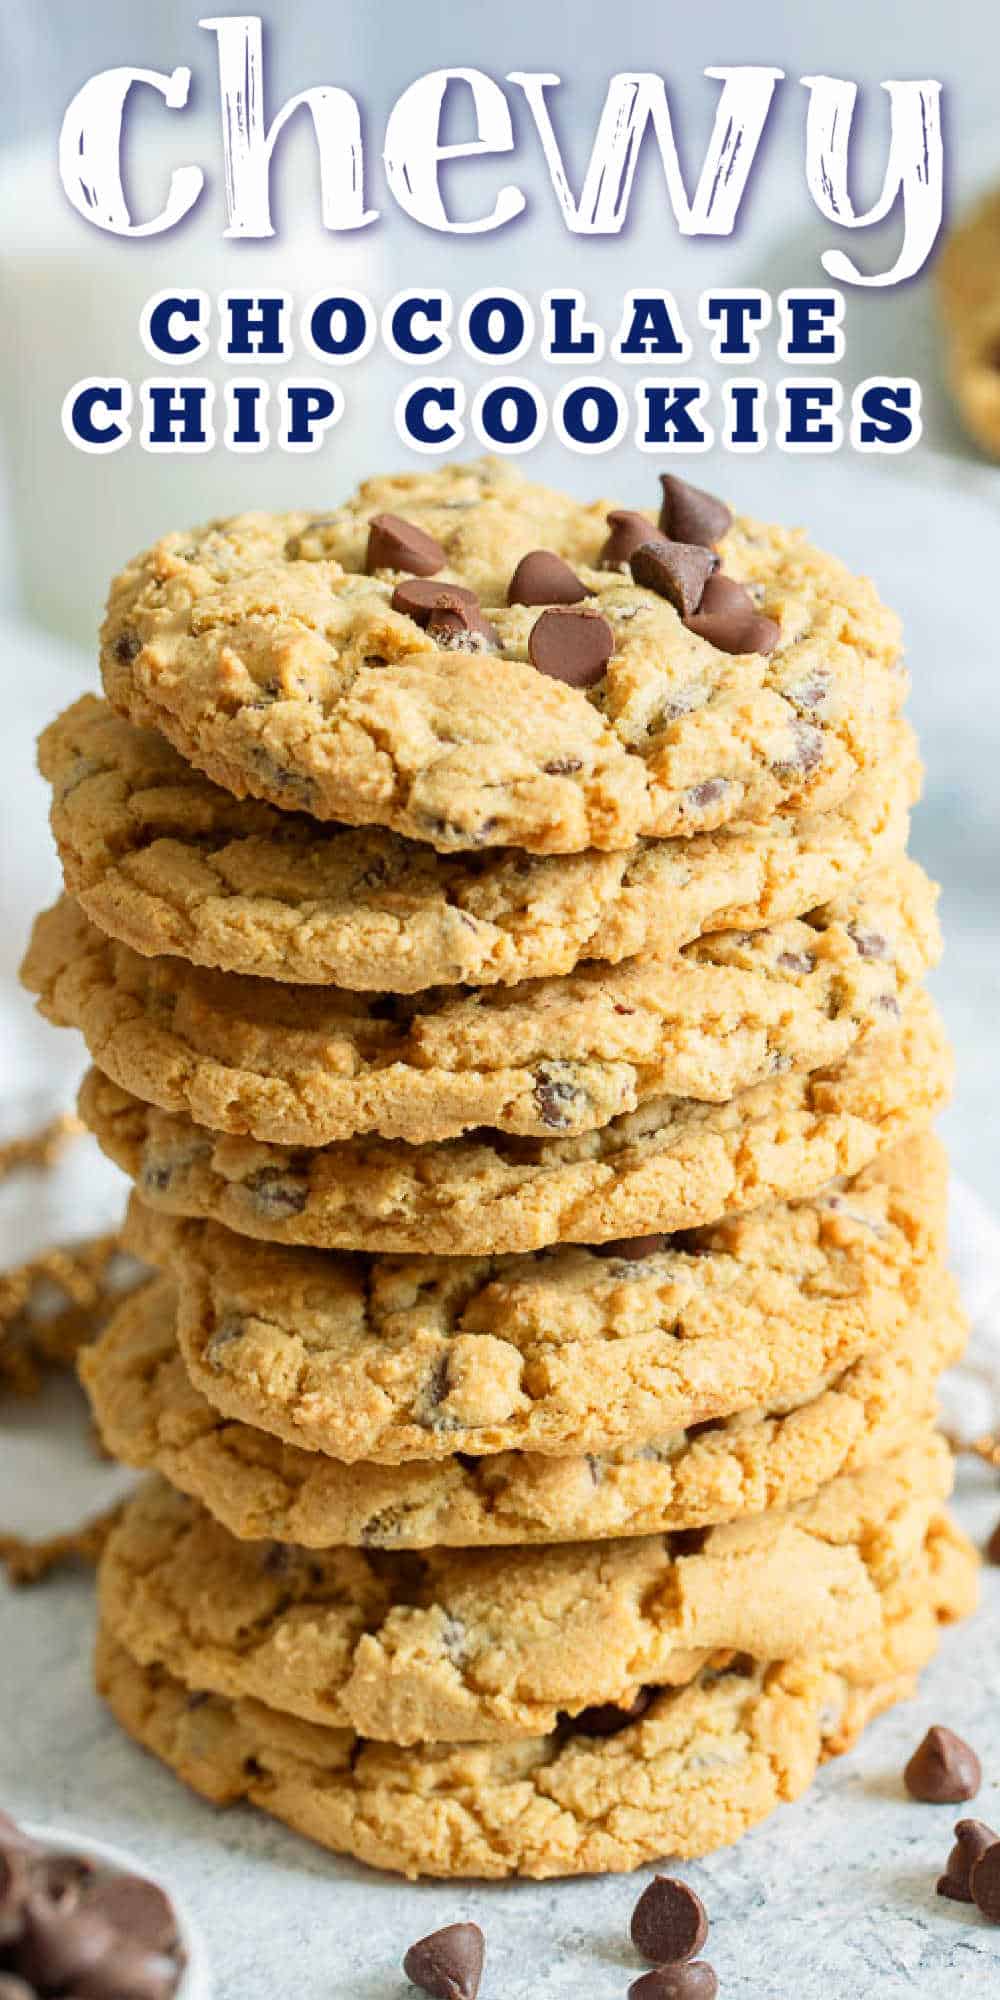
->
(23, 460, 977, 1879)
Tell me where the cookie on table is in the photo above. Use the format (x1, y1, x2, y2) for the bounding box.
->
(937, 189, 1000, 457)
(40, 697, 921, 993)
(25, 859, 940, 1145)
(111, 1133, 948, 1464)
(80, 1275, 965, 1549)
(100, 460, 907, 854)
(96, 1433, 952, 1746)
(95, 1512, 977, 1878)
(78, 992, 952, 1254)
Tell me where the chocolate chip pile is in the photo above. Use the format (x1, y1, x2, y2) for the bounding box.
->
(20, 459, 976, 1881)
(0, 1810, 184, 1998)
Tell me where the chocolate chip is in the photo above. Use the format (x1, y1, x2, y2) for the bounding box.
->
(595, 1235, 666, 1261)
(848, 925, 890, 961)
(18, 1891, 117, 1993)
(693, 572, 753, 619)
(426, 600, 498, 651)
(937, 1819, 999, 1902)
(528, 607, 614, 688)
(904, 1726, 982, 1803)
(658, 474, 732, 549)
(987, 1518, 1000, 1563)
(685, 571, 780, 655)
(366, 513, 445, 576)
(73, 1936, 182, 2000)
(630, 540, 718, 619)
(774, 720, 823, 777)
(629, 1968, 718, 2000)
(533, 1067, 584, 1129)
(0, 1847, 31, 1940)
(777, 950, 815, 975)
(244, 1169, 308, 1220)
(685, 778, 729, 813)
(599, 510, 659, 569)
(630, 1876, 709, 1964)
(570, 1688, 654, 1737)
(403, 1922, 485, 2000)
(32, 1853, 95, 1906)
(508, 550, 587, 606)
(113, 630, 141, 665)
(970, 1841, 1000, 1922)
(392, 579, 480, 623)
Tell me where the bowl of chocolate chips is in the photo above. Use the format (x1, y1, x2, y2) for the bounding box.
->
(0, 1808, 208, 2000)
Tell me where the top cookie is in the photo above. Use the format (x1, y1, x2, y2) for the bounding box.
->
(100, 461, 906, 855)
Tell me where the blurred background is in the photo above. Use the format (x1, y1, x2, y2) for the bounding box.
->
(0, 0, 998, 1211)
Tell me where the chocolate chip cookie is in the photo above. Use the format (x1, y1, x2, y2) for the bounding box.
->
(114, 1134, 947, 1463)
(96, 1434, 953, 1744)
(78, 994, 951, 1253)
(41, 697, 920, 993)
(100, 462, 907, 853)
(94, 1510, 978, 1876)
(79, 1272, 965, 1547)
(25, 859, 938, 1144)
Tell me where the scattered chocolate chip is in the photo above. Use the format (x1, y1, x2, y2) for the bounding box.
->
(693, 572, 754, 619)
(32, 1853, 95, 1906)
(423, 1352, 452, 1414)
(777, 950, 815, 975)
(571, 1688, 654, 1737)
(630, 540, 718, 619)
(594, 1235, 666, 1261)
(426, 600, 498, 651)
(599, 510, 659, 569)
(970, 1841, 1000, 1923)
(685, 778, 729, 813)
(685, 570, 780, 655)
(629, 1967, 718, 2000)
(774, 720, 823, 777)
(73, 1935, 182, 1999)
(848, 925, 890, 961)
(366, 513, 445, 576)
(904, 1726, 982, 1803)
(630, 1875, 709, 1964)
(18, 1891, 117, 1993)
(788, 672, 831, 711)
(113, 630, 141, 665)
(403, 1921, 485, 2000)
(528, 607, 614, 688)
(937, 1819, 999, 1902)
(658, 475, 732, 549)
(391, 579, 480, 624)
(987, 1519, 1000, 1563)
(533, 1067, 584, 1129)
(0, 1847, 31, 1942)
(508, 550, 588, 607)
(244, 1169, 309, 1220)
